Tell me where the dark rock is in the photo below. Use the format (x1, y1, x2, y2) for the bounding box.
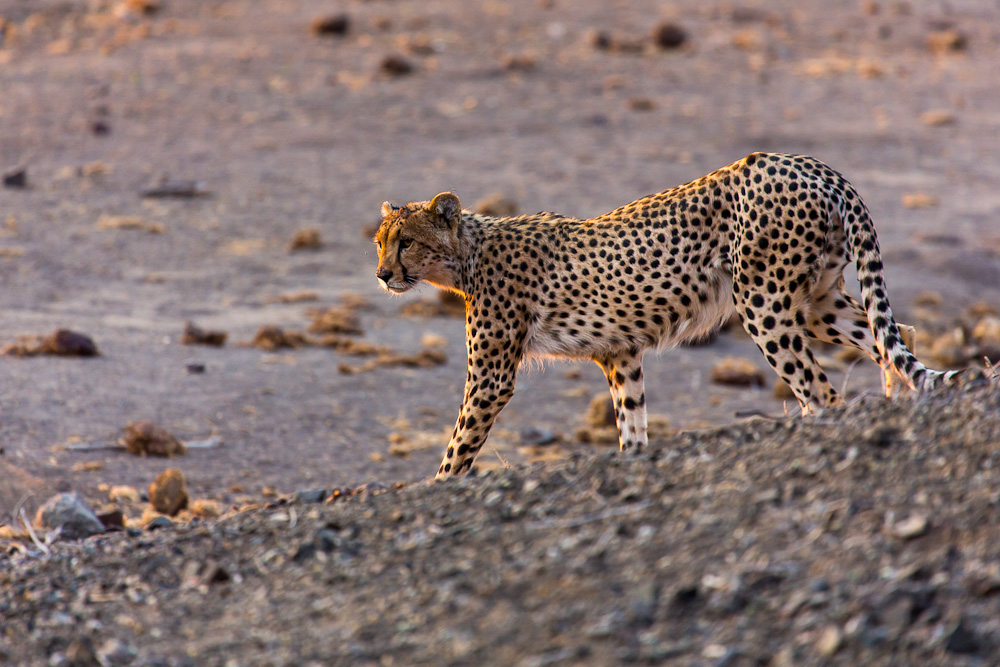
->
(520, 427, 558, 446)
(145, 516, 174, 530)
(44, 330, 99, 357)
(96, 508, 125, 530)
(295, 489, 328, 504)
(379, 55, 413, 77)
(311, 14, 350, 36)
(185, 362, 206, 374)
(2, 167, 26, 188)
(91, 120, 110, 136)
(652, 23, 687, 49)
(181, 321, 227, 347)
(34, 493, 105, 540)
(293, 541, 317, 563)
(64, 636, 98, 667)
(944, 619, 980, 654)
(316, 528, 340, 552)
(204, 563, 231, 585)
(141, 180, 211, 199)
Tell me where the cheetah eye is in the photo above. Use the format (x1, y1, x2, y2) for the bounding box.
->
(399, 238, 413, 250)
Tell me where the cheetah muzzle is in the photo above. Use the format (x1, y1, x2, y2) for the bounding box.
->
(373, 153, 967, 479)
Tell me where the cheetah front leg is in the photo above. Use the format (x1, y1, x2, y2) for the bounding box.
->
(435, 319, 524, 479)
(595, 350, 648, 452)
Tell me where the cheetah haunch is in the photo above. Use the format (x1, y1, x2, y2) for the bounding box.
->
(374, 153, 961, 479)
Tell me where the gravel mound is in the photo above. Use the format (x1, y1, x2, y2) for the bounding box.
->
(4, 383, 1000, 666)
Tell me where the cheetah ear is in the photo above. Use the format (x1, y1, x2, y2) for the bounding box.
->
(428, 192, 461, 229)
(380, 201, 398, 219)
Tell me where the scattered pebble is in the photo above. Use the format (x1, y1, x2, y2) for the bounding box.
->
(307, 306, 364, 335)
(121, 421, 186, 457)
(627, 97, 656, 111)
(145, 515, 174, 530)
(921, 110, 956, 127)
(148, 468, 189, 516)
(2, 329, 100, 357)
(189, 499, 223, 519)
(652, 22, 687, 49)
(944, 618, 980, 655)
(295, 489, 328, 504)
(901, 192, 940, 209)
(399, 291, 466, 318)
(141, 179, 211, 199)
(108, 485, 140, 504)
(586, 394, 617, 427)
(2, 166, 27, 188)
(96, 507, 125, 530)
(816, 625, 843, 656)
(247, 326, 310, 351)
(710, 357, 767, 387)
(520, 427, 558, 446)
(96, 215, 164, 233)
(34, 492, 105, 540)
(310, 13, 350, 36)
(289, 228, 322, 251)
(474, 193, 519, 217)
(889, 514, 929, 539)
(181, 321, 227, 347)
(926, 29, 967, 55)
(379, 54, 414, 76)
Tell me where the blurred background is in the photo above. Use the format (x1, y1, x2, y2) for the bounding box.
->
(1, 0, 998, 511)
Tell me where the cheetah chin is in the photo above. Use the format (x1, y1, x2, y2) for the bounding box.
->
(373, 152, 970, 479)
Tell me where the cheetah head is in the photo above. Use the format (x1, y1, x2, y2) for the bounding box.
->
(373, 192, 463, 293)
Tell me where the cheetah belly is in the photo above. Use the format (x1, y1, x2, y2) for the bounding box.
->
(523, 265, 735, 360)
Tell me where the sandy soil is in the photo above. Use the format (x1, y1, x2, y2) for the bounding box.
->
(1, 0, 999, 663)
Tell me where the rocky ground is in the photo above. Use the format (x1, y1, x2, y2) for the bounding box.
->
(4, 382, 1000, 666)
(2, 0, 1000, 664)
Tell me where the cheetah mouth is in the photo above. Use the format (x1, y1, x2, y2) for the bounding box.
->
(378, 278, 414, 294)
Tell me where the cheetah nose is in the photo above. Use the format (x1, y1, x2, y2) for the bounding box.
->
(376, 268, 393, 283)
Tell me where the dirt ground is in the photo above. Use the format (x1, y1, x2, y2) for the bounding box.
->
(2, 0, 1000, 664)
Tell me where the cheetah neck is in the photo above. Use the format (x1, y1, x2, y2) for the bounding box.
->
(441, 212, 496, 296)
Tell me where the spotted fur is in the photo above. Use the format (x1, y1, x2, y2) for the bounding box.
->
(374, 153, 960, 479)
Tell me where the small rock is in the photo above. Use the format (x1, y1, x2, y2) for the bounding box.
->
(710, 357, 767, 387)
(2, 167, 26, 188)
(586, 394, 617, 427)
(148, 468, 189, 516)
(96, 507, 125, 530)
(772, 379, 797, 400)
(185, 362, 206, 374)
(293, 541, 317, 563)
(520, 427, 558, 446)
(141, 179, 211, 199)
(97, 637, 137, 666)
(627, 97, 656, 111)
(190, 498, 223, 518)
(64, 636, 98, 666)
(311, 13, 350, 36)
(944, 618, 980, 655)
(380, 54, 414, 76)
(816, 625, 842, 656)
(289, 228, 322, 251)
(45, 330, 100, 356)
(145, 515, 174, 530)
(203, 563, 231, 585)
(929, 328, 967, 367)
(248, 325, 311, 350)
(91, 119, 111, 136)
(926, 29, 966, 55)
(921, 110, 956, 127)
(652, 22, 687, 49)
(34, 492, 105, 540)
(901, 192, 940, 209)
(108, 485, 140, 504)
(295, 489, 328, 504)
(316, 528, 340, 552)
(890, 514, 929, 539)
(971, 316, 1000, 356)
(474, 193, 519, 217)
(122, 421, 186, 457)
(181, 321, 227, 347)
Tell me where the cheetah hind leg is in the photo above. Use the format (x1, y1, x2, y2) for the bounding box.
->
(805, 288, 916, 398)
(734, 275, 843, 414)
(595, 351, 648, 451)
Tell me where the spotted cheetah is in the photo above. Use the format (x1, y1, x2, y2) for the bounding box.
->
(374, 152, 962, 479)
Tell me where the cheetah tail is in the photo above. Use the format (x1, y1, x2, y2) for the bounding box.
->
(840, 196, 957, 393)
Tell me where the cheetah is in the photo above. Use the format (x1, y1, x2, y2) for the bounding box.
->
(373, 152, 963, 479)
